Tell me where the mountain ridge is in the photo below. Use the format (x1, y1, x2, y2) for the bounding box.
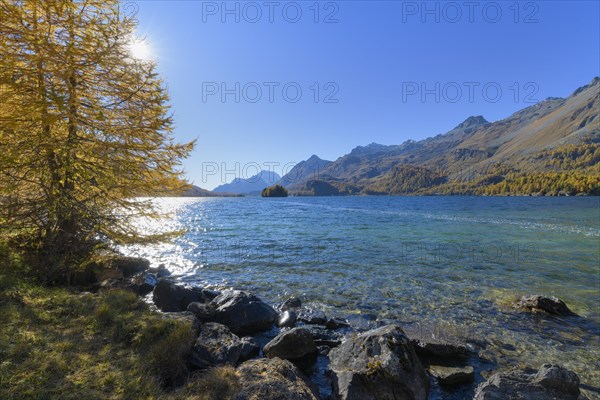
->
(280, 77, 599, 196)
(213, 170, 281, 195)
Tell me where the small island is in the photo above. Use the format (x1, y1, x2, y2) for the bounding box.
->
(261, 184, 288, 197)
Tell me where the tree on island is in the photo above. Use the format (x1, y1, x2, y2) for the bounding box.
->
(0, 0, 195, 282)
(261, 185, 288, 197)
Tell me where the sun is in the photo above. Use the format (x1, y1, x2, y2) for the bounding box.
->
(128, 38, 152, 61)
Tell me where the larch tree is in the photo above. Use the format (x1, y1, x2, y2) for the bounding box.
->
(0, 0, 195, 281)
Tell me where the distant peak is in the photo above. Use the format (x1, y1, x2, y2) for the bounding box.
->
(306, 154, 322, 161)
(454, 115, 488, 130)
(257, 170, 281, 183)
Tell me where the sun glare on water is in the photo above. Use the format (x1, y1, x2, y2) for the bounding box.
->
(128, 38, 152, 61)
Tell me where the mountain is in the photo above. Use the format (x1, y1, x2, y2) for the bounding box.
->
(284, 77, 600, 196)
(181, 185, 241, 197)
(213, 170, 281, 195)
(278, 155, 332, 189)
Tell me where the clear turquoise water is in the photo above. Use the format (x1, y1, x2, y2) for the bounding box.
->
(123, 196, 600, 393)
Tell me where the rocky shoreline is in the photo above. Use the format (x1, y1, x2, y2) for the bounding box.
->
(83, 255, 586, 400)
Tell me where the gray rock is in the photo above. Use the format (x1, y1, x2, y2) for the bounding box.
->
(519, 295, 576, 316)
(297, 309, 327, 325)
(328, 324, 429, 400)
(239, 336, 260, 361)
(187, 301, 216, 321)
(264, 327, 317, 361)
(326, 317, 350, 330)
(474, 364, 580, 400)
(236, 357, 319, 400)
(108, 256, 150, 277)
(152, 280, 208, 312)
(212, 290, 278, 335)
(303, 324, 343, 347)
(148, 263, 171, 278)
(130, 272, 157, 296)
(428, 365, 474, 386)
(282, 297, 302, 310)
(410, 338, 470, 360)
(189, 322, 241, 370)
(201, 288, 222, 301)
(278, 310, 298, 328)
(160, 311, 201, 334)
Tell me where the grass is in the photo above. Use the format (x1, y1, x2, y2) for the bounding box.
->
(0, 252, 241, 400)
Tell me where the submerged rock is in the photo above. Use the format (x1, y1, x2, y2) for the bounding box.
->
(189, 322, 241, 370)
(325, 317, 350, 330)
(328, 324, 429, 400)
(297, 309, 327, 325)
(237, 357, 319, 400)
(428, 365, 474, 386)
(212, 290, 278, 335)
(282, 297, 302, 310)
(278, 310, 298, 328)
(264, 327, 317, 362)
(303, 325, 343, 347)
(518, 295, 577, 316)
(153, 280, 208, 312)
(474, 364, 580, 400)
(345, 313, 378, 331)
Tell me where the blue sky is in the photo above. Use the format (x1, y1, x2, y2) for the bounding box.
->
(131, 1, 599, 189)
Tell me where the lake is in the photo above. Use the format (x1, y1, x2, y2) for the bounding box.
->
(121, 196, 600, 397)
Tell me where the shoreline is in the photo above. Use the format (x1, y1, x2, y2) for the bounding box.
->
(70, 254, 595, 400)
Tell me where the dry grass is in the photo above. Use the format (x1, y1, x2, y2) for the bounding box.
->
(0, 265, 240, 400)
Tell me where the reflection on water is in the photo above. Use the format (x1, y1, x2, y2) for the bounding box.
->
(120, 196, 600, 395)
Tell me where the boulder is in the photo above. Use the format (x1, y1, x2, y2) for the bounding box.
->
(264, 328, 317, 361)
(108, 256, 150, 277)
(428, 365, 474, 386)
(278, 310, 298, 328)
(189, 322, 241, 370)
(98, 278, 124, 290)
(130, 272, 157, 296)
(518, 295, 576, 316)
(187, 301, 216, 321)
(236, 357, 319, 400)
(328, 324, 429, 400)
(95, 268, 124, 282)
(202, 288, 222, 301)
(161, 311, 201, 334)
(281, 297, 302, 310)
(239, 336, 260, 361)
(410, 338, 470, 360)
(152, 280, 208, 312)
(474, 364, 580, 400)
(148, 263, 171, 278)
(212, 290, 278, 335)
